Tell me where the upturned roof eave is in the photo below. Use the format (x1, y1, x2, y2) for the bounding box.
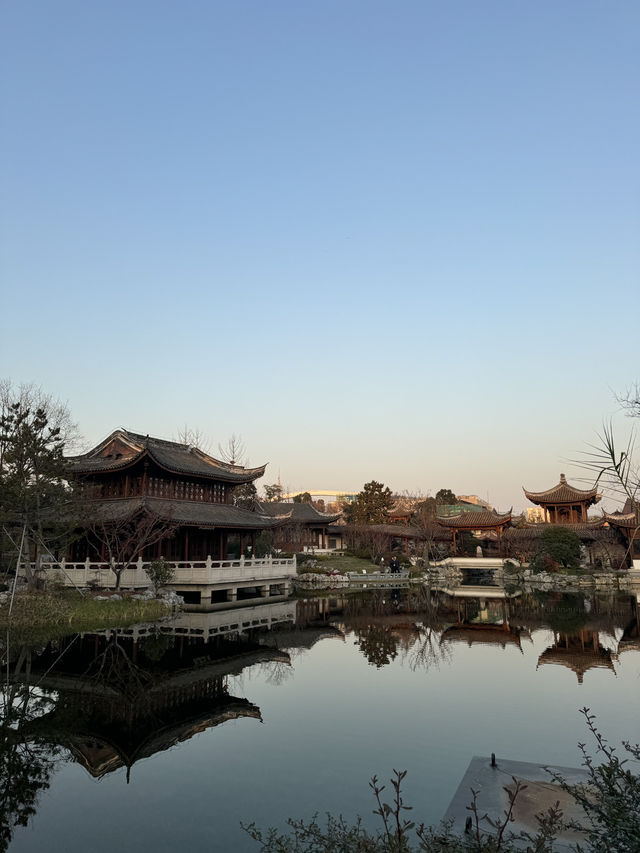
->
(65, 428, 267, 484)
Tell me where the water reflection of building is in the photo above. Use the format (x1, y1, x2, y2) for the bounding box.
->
(438, 586, 528, 651)
(9, 599, 345, 780)
(537, 631, 617, 684)
(21, 635, 286, 779)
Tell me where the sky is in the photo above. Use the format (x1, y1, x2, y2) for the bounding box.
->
(1, 1, 638, 512)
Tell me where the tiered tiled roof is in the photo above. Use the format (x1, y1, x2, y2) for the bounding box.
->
(440, 624, 524, 650)
(437, 510, 512, 530)
(66, 429, 266, 484)
(255, 501, 342, 524)
(537, 642, 617, 684)
(88, 496, 279, 530)
(524, 474, 601, 506)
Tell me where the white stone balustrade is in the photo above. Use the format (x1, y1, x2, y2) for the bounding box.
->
(21, 554, 297, 589)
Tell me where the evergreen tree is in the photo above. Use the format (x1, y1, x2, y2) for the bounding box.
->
(346, 481, 393, 525)
(233, 481, 258, 510)
(0, 401, 70, 584)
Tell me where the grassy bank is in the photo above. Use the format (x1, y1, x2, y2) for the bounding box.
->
(0, 591, 169, 643)
(297, 554, 378, 574)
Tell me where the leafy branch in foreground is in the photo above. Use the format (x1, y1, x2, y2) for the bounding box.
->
(549, 708, 640, 853)
(243, 711, 639, 853)
(243, 770, 562, 853)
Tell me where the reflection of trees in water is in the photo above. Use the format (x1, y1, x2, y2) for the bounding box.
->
(0, 646, 62, 853)
(355, 625, 398, 668)
(408, 625, 452, 673)
(256, 657, 294, 686)
(547, 595, 589, 635)
(342, 588, 451, 671)
(85, 634, 156, 700)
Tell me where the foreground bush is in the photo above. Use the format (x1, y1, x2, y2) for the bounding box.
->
(244, 710, 639, 853)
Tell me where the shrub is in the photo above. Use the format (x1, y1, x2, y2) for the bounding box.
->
(145, 558, 175, 593)
(530, 527, 582, 573)
(551, 708, 640, 852)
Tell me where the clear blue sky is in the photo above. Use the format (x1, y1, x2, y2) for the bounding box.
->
(1, 1, 638, 510)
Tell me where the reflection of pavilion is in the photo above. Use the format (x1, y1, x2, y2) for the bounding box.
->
(438, 587, 528, 651)
(22, 641, 288, 779)
(10, 597, 349, 779)
(110, 598, 298, 642)
(537, 630, 617, 684)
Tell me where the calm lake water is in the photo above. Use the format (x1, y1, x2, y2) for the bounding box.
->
(3, 585, 639, 852)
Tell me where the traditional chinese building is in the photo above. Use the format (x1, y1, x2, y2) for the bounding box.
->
(602, 503, 640, 564)
(255, 500, 342, 551)
(523, 474, 601, 524)
(66, 428, 278, 562)
(437, 509, 512, 555)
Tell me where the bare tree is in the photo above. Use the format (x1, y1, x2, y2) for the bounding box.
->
(617, 383, 640, 418)
(174, 424, 211, 453)
(346, 524, 390, 565)
(89, 508, 177, 591)
(217, 433, 246, 466)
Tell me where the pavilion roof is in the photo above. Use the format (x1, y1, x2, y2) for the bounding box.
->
(255, 500, 342, 524)
(504, 520, 609, 543)
(603, 507, 640, 531)
(537, 644, 616, 684)
(440, 624, 523, 650)
(85, 496, 280, 530)
(437, 510, 512, 530)
(387, 503, 413, 518)
(66, 428, 266, 484)
(523, 474, 601, 506)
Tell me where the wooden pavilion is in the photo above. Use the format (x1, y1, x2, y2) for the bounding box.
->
(436, 510, 512, 555)
(523, 474, 601, 524)
(255, 500, 342, 551)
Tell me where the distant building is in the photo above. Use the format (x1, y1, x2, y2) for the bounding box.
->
(457, 495, 492, 510)
(526, 507, 546, 524)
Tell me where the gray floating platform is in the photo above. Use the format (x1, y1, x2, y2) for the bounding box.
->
(443, 756, 590, 852)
